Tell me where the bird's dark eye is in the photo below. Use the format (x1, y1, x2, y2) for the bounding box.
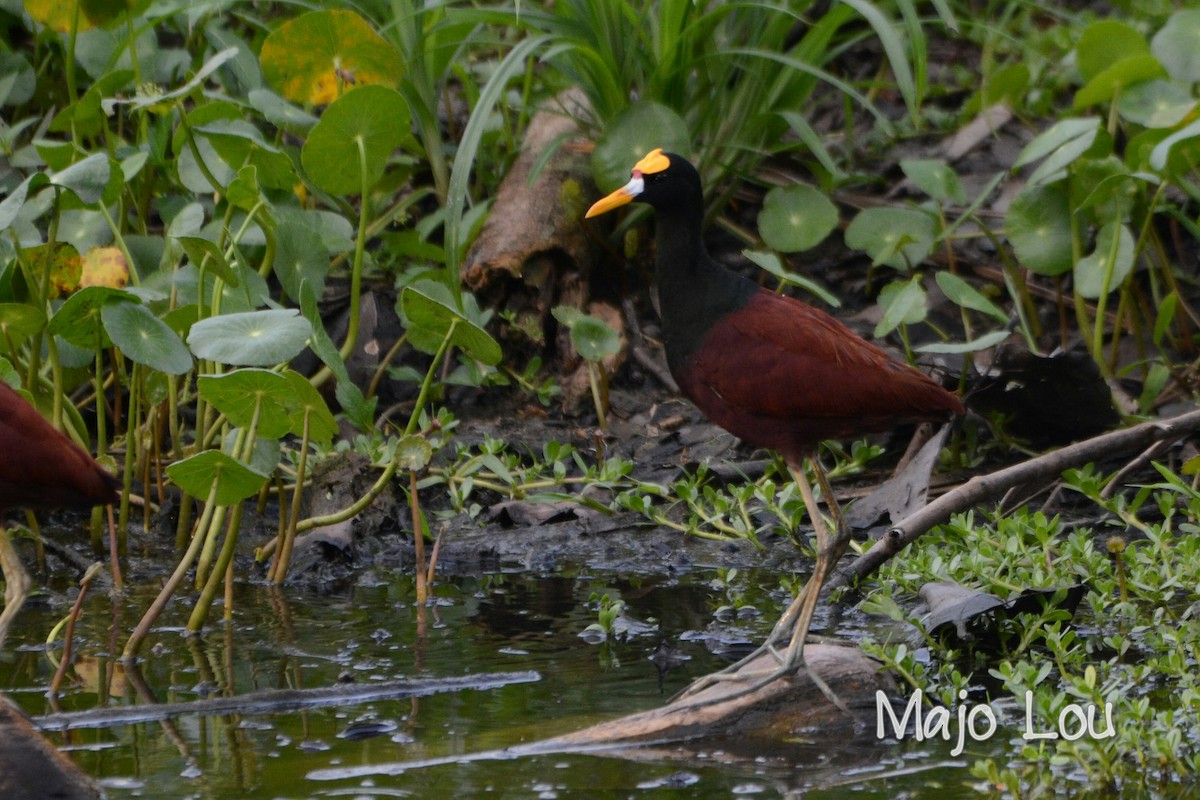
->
(647, 173, 667, 184)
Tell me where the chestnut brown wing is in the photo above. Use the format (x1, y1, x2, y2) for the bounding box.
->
(0, 382, 118, 511)
(676, 290, 961, 457)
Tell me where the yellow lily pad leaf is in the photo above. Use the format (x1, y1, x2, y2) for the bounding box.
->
(25, 242, 82, 297)
(24, 0, 137, 33)
(80, 246, 129, 289)
(260, 9, 404, 105)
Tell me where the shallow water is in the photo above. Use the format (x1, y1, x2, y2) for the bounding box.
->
(0, 550, 992, 798)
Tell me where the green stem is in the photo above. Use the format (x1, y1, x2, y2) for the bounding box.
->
(123, 480, 221, 659)
(338, 136, 372, 362)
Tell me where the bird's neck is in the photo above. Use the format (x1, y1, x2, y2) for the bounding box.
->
(652, 203, 757, 374)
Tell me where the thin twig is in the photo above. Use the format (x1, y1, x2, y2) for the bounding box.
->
(830, 408, 1200, 590)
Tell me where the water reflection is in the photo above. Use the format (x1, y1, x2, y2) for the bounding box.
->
(1, 569, 976, 798)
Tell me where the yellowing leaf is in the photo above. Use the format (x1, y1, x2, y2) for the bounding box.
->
(24, 0, 137, 33)
(260, 9, 404, 105)
(80, 246, 129, 289)
(26, 242, 82, 297)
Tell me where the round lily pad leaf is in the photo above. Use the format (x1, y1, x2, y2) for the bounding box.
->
(47, 285, 136, 348)
(187, 309, 313, 367)
(260, 9, 405, 104)
(101, 299, 193, 375)
(844, 207, 936, 271)
(569, 315, 621, 362)
(282, 369, 337, 444)
(1005, 185, 1073, 276)
(591, 102, 691, 193)
(80, 246, 129, 289)
(301, 84, 410, 196)
(0, 303, 46, 345)
(1074, 223, 1135, 299)
(166, 449, 270, 507)
(400, 282, 502, 366)
(396, 434, 433, 472)
(1151, 9, 1200, 83)
(1118, 79, 1198, 129)
(1076, 20, 1149, 83)
(1073, 55, 1166, 111)
(197, 368, 295, 440)
(758, 184, 838, 253)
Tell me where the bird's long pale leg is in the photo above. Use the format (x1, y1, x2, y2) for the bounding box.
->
(672, 454, 854, 707)
(773, 457, 853, 672)
(0, 525, 32, 650)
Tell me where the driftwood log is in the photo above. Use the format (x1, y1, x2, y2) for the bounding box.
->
(461, 88, 626, 412)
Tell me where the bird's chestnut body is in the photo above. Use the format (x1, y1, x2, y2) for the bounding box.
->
(0, 381, 119, 513)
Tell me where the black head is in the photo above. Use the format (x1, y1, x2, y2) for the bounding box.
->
(585, 149, 702, 218)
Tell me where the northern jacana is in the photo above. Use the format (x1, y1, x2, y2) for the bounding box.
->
(0, 381, 120, 647)
(587, 149, 964, 697)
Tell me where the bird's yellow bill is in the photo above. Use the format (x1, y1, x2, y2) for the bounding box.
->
(585, 183, 639, 218)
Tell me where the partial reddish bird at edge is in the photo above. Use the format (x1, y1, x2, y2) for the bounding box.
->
(586, 148, 964, 702)
(0, 380, 120, 647)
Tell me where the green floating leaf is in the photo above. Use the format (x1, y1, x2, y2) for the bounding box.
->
(195, 119, 297, 190)
(1076, 20, 1149, 83)
(198, 368, 295, 439)
(102, 300, 193, 375)
(757, 184, 838, 253)
(50, 153, 110, 206)
(554, 311, 620, 363)
(166, 449, 270, 507)
(1073, 55, 1166, 111)
(591, 102, 691, 194)
(1074, 223, 1134, 299)
(1005, 185, 1073, 276)
(0, 303, 46, 344)
(301, 84, 410, 196)
(874, 279, 927, 338)
(282, 369, 337, 444)
(844, 207, 936, 271)
(935, 272, 1008, 324)
(47, 285, 136, 348)
(1118, 80, 1197, 129)
(1151, 9, 1200, 83)
(901, 159, 965, 205)
(260, 9, 404, 104)
(187, 309, 312, 367)
(396, 434, 433, 472)
(400, 281, 501, 366)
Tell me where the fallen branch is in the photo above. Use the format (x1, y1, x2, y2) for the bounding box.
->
(33, 671, 541, 731)
(831, 408, 1200, 590)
